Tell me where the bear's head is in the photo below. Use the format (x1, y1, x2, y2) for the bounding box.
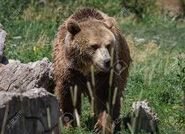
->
(64, 18, 116, 74)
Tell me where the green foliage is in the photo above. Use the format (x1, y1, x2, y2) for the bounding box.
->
(58, 0, 122, 16)
(122, 0, 158, 19)
(4, 21, 57, 62)
(124, 48, 185, 133)
(121, 17, 185, 48)
(0, 0, 31, 24)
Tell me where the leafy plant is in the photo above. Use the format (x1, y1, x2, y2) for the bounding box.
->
(0, 0, 31, 24)
(122, 0, 158, 19)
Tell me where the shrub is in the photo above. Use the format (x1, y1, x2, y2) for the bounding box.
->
(122, 0, 158, 19)
(0, 0, 31, 24)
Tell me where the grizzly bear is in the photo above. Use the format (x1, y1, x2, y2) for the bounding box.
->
(53, 8, 131, 133)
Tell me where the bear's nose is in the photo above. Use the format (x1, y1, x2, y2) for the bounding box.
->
(104, 59, 111, 68)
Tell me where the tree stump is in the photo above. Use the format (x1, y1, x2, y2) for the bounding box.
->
(123, 100, 159, 134)
(0, 58, 60, 134)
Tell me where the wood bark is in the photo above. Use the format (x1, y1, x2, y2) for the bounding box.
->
(123, 101, 159, 134)
(0, 58, 60, 134)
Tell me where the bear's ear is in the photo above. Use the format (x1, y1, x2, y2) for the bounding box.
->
(66, 19, 81, 36)
(103, 17, 116, 29)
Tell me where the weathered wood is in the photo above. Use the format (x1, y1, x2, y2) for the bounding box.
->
(0, 58, 54, 93)
(0, 23, 8, 64)
(123, 101, 159, 134)
(0, 58, 60, 134)
(0, 88, 60, 134)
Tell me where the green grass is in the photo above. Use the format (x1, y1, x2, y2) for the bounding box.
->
(2, 0, 185, 133)
(121, 19, 185, 49)
(4, 20, 57, 62)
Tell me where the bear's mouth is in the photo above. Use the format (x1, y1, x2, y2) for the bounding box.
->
(95, 64, 110, 72)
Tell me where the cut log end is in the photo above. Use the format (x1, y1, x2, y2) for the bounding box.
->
(123, 100, 159, 134)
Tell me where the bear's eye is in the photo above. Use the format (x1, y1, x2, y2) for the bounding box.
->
(91, 44, 99, 50)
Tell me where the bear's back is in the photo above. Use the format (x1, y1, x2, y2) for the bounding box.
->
(70, 8, 104, 22)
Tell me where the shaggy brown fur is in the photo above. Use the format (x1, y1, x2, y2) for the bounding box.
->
(53, 8, 131, 133)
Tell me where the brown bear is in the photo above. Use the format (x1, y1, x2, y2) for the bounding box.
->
(53, 8, 131, 133)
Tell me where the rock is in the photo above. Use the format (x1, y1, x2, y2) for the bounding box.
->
(134, 37, 146, 44)
(0, 58, 60, 134)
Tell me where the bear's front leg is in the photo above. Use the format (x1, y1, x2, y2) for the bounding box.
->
(111, 95, 121, 132)
(93, 83, 114, 134)
(94, 94, 121, 134)
(55, 81, 82, 127)
(93, 83, 122, 133)
(62, 87, 82, 127)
